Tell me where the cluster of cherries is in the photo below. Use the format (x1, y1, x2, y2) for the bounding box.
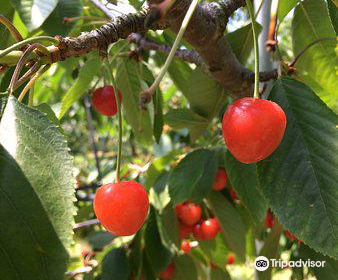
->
(91, 85, 287, 279)
(157, 170, 236, 278)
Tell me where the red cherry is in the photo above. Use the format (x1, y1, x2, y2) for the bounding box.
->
(227, 254, 235, 264)
(212, 170, 228, 191)
(175, 203, 185, 216)
(94, 181, 149, 236)
(92, 86, 122, 116)
(178, 222, 194, 239)
(180, 240, 191, 254)
(201, 218, 220, 240)
(178, 202, 202, 226)
(159, 262, 175, 279)
(193, 223, 207, 241)
(265, 210, 275, 228)
(222, 97, 286, 164)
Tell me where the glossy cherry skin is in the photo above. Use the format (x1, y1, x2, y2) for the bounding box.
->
(227, 254, 235, 264)
(178, 222, 194, 239)
(212, 169, 228, 191)
(193, 223, 207, 241)
(94, 181, 149, 236)
(265, 210, 275, 228)
(228, 188, 238, 200)
(92, 86, 122, 116)
(159, 262, 175, 279)
(174, 203, 185, 216)
(180, 240, 191, 254)
(222, 98, 286, 164)
(201, 218, 220, 240)
(178, 202, 202, 226)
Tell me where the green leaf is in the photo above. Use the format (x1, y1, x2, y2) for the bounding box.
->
(155, 53, 192, 96)
(328, 0, 338, 34)
(9, 0, 60, 31)
(0, 96, 76, 279)
(292, 0, 338, 109)
(225, 21, 262, 64)
(299, 245, 338, 279)
(168, 149, 218, 204)
(156, 206, 179, 252)
(102, 248, 130, 280)
(59, 57, 101, 118)
(224, 151, 267, 225)
(210, 268, 231, 280)
(150, 172, 171, 212)
(165, 109, 209, 142)
(145, 208, 172, 273)
(207, 192, 246, 262)
(277, 0, 299, 23)
(0, 93, 8, 119)
(116, 58, 153, 143)
(185, 67, 227, 119)
(258, 77, 338, 259)
(42, 0, 83, 36)
(256, 222, 283, 280)
(172, 255, 197, 280)
(0, 144, 69, 280)
(199, 234, 230, 268)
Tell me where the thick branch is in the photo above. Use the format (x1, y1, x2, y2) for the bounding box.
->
(128, 33, 203, 65)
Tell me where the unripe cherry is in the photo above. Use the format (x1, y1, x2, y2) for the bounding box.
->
(222, 97, 286, 164)
(201, 218, 220, 240)
(180, 240, 191, 254)
(94, 181, 149, 236)
(212, 169, 228, 191)
(227, 254, 235, 264)
(178, 221, 194, 239)
(178, 202, 202, 226)
(159, 262, 175, 279)
(92, 85, 122, 116)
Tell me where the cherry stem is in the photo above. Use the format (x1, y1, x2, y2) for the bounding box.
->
(18, 64, 50, 102)
(0, 15, 24, 42)
(289, 37, 336, 68)
(0, 36, 59, 59)
(8, 44, 40, 94)
(246, 0, 260, 99)
(105, 62, 122, 183)
(141, 0, 200, 102)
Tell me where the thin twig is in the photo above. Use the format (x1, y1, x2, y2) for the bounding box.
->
(83, 95, 102, 181)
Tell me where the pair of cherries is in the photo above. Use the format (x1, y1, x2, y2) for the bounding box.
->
(175, 202, 221, 241)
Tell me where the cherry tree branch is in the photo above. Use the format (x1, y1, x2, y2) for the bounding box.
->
(128, 33, 203, 65)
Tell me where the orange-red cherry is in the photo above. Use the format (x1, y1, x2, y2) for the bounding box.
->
(212, 169, 228, 191)
(222, 98, 286, 164)
(227, 254, 235, 264)
(178, 221, 194, 239)
(178, 202, 202, 226)
(159, 262, 175, 279)
(201, 218, 220, 240)
(180, 240, 191, 254)
(92, 85, 122, 116)
(94, 181, 149, 236)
